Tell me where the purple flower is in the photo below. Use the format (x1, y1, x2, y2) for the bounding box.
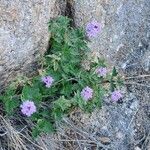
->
(42, 76, 54, 88)
(86, 20, 101, 38)
(96, 67, 107, 77)
(111, 90, 123, 102)
(81, 86, 93, 101)
(20, 100, 36, 117)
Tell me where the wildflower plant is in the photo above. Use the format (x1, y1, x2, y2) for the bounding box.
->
(41, 76, 54, 88)
(81, 86, 93, 101)
(111, 90, 123, 102)
(20, 100, 36, 117)
(0, 16, 124, 138)
(96, 67, 107, 77)
(86, 20, 101, 38)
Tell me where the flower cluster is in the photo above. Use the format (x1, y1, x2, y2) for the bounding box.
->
(111, 90, 123, 102)
(20, 100, 36, 117)
(96, 67, 107, 77)
(81, 86, 93, 101)
(86, 20, 101, 38)
(42, 76, 54, 88)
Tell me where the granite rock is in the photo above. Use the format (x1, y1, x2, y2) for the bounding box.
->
(73, 0, 150, 74)
(0, 0, 66, 88)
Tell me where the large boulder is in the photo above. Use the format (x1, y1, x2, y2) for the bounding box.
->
(73, 0, 150, 75)
(72, 1, 150, 149)
(0, 0, 66, 88)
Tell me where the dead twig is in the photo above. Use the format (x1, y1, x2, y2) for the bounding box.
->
(62, 118, 110, 149)
(124, 82, 150, 88)
(0, 115, 28, 150)
(124, 74, 150, 80)
(141, 130, 150, 150)
(18, 131, 46, 150)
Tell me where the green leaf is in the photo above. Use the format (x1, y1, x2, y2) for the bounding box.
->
(53, 96, 72, 111)
(38, 119, 54, 133)
(112, 67, 118, 77)
(5, 98, 19, 114)
(52, 108, 63, 120)
(73, 91, 87, 110)
(21, 85, 42, 102)
(32, 119, 54, 138)
(60, 82, 72, 97)
(110, 81, 116, 92)
(0, 96, 3, 102)
(117, 76, 124, 86)
(52, 96, 72, 119)
(4, 82, 18, 96)
(32, 127, 40, 139)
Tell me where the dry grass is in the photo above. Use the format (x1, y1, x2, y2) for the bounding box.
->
(0, 115, 28, 150)
(39, 116, 111, 150)
(0, 115, 46, 150)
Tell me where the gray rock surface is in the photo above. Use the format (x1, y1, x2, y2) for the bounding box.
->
(78, 92, 140, 150)
(43, 91, 150, 150)
(73, 0, 150, 74)
(0, 0, 66, 88)
(72, 1, 150, 149)
(0, 0, 150, 149)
